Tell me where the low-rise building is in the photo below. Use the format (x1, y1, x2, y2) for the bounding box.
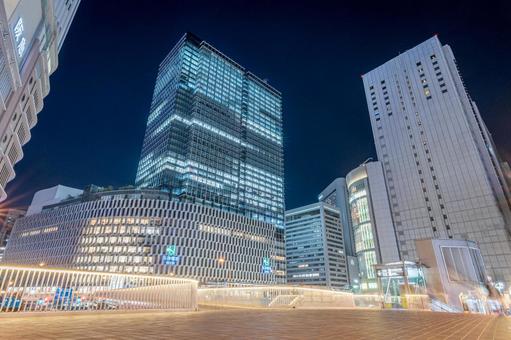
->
(416, 239, 499, 313)
(3, 185, 286, 286)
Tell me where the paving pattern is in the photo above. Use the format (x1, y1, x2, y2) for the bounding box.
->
(1, 308, 511, 339)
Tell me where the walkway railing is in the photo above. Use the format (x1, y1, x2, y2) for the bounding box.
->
(198, 286, 431, 310)
(198, 286, 356, 309)
(0, 266, 197, 313)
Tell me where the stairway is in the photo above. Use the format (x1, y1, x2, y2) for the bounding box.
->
(268, 295, 302, 308)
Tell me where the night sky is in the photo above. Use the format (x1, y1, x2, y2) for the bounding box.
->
(5, 0, 511, 210)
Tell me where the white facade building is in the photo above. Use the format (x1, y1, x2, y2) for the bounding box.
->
(346, 161, 400, 292)
(362, 36, 511, 285)
(416, 239, 493, 313)
(26, 184, 82, 215)
(318, 178, 354, 257)
(0, 0, 80, 201)
(285, 202, 348, 289)
(0, 207, 25, 261)
(4, 186, 286, 285)
(52, 0, 80, 52)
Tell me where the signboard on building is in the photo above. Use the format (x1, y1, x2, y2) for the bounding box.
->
(262, 257, 271, 273)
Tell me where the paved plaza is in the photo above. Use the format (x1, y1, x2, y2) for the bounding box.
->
(1, 308, 511, 339)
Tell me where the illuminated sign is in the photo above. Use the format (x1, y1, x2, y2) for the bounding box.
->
(262, 257, 271, 274)
(495, 281, 505, 293)
(376, 268, 404, 277)
(163, 245, 179, 265)
(13, 17, 26, 58)
(166, 245, 176, 256)
(163, 255, 179, 266)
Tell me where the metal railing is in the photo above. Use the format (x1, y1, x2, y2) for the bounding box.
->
(0, 266, 198, 313)
(198, 286, 432, 311)
(198, 286, 356, 309)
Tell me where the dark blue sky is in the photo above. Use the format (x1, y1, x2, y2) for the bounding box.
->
(6, 0, 511, 210)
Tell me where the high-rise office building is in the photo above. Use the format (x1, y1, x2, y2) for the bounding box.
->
(318, 178, 360, 290)
(362, 36, 511, 285)
(136, 33, 284, 228)
(285, 202, 348, 289)
(0, 0, 80, 201)
(53, 0, 81, 52)
(0, 208, 25, 261)
(318, 178, 354, 256)
(346, 161, 399, 292)
(4, 185, 286, 285)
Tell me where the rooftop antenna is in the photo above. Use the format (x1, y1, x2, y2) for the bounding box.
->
(361, 157, 373, 165)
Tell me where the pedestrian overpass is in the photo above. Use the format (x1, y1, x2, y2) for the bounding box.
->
(0, 265, 430, 314)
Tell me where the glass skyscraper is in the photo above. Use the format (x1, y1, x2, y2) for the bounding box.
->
(136, 33, 284, 227)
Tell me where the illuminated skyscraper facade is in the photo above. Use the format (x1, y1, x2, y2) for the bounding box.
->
(136, 33, 284, 227)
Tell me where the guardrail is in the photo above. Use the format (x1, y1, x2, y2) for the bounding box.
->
(198, 286, 356, 309)
(0, 266, 198, 313)
(198, 286, 431, 310)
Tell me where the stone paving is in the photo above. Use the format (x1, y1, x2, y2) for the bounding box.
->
(1, 308, 511, 339)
